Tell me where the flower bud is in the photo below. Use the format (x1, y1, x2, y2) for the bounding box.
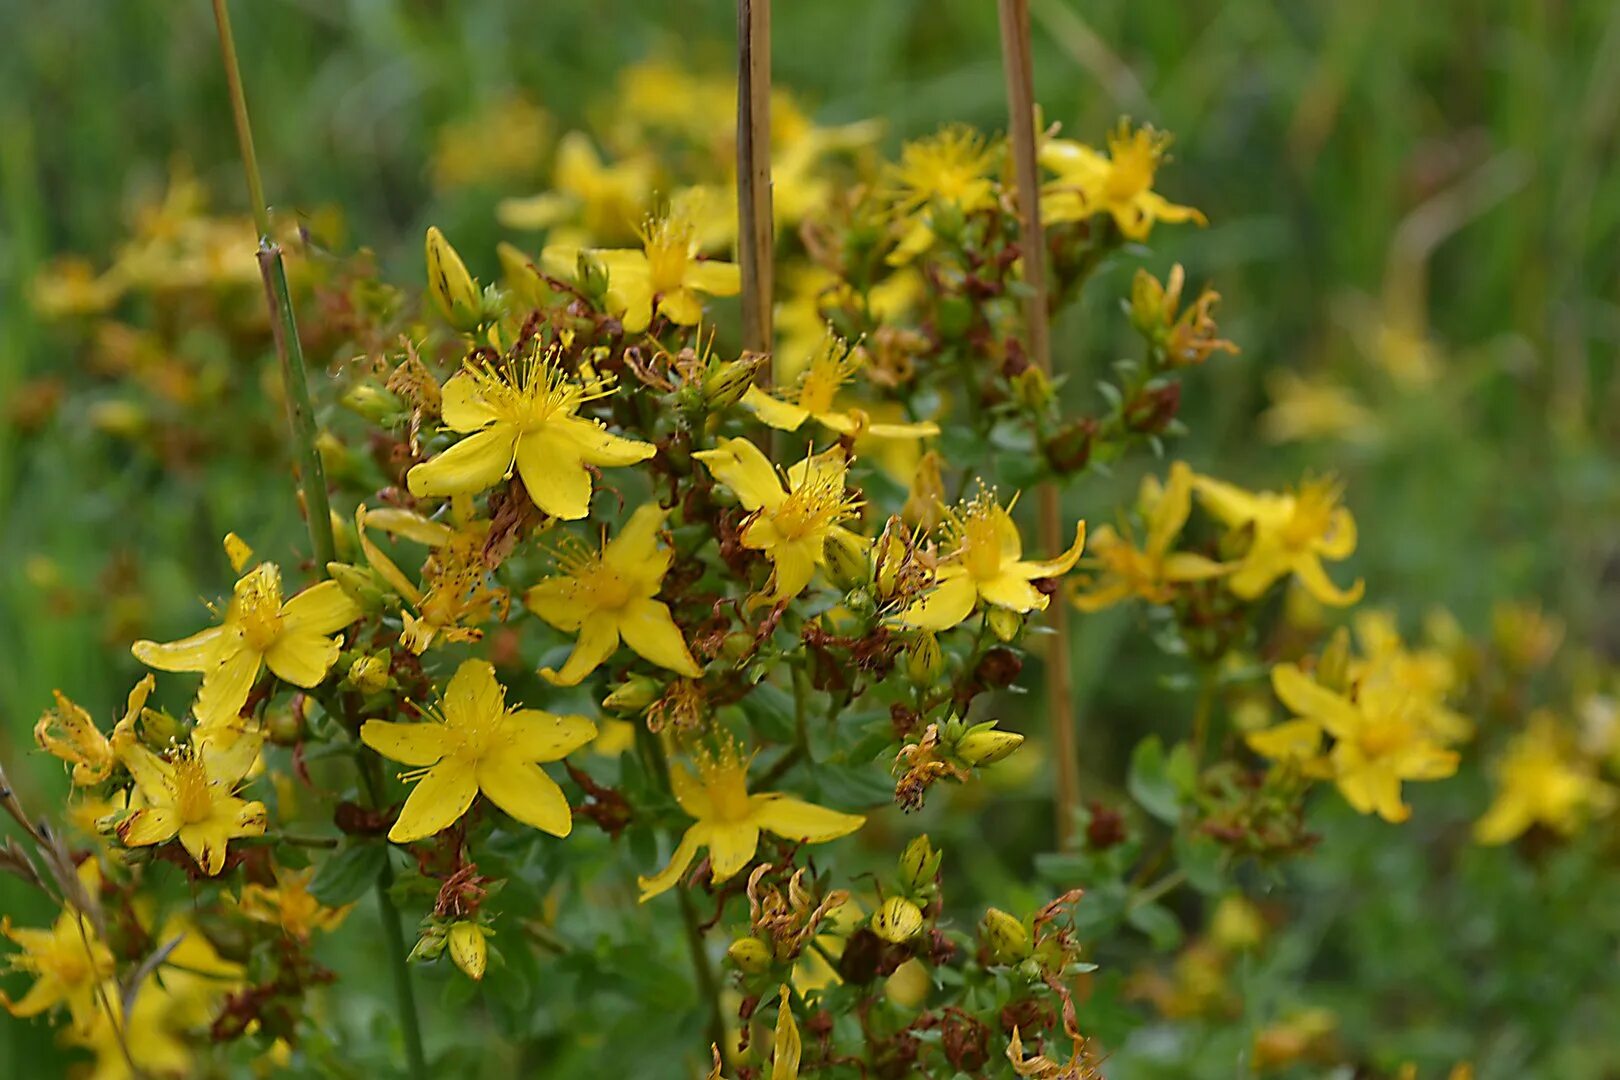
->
(447, 921, 489, 981)
(871, 896, 925, 944)
(1043, 418, 1098, 475)
(702, 355, 767, 411)
(1209, 895, 1266, 953)
(979, 907, 1032, 963)
(902, 452, 946, 532)
(346, 653, 391, 695)
(905, 633, 944, 688)
(265, 705, 304, 746)
(821, 529, 871, 592)
(497, 241, 550, 310)
(137, 709, 187, 751)
(340, 383, 405, 425)
(897, 834, 941, 892)
(955, 722, 1024, 767)
(884, 957, 931, 1010)
(1315, 627, 1351, 694)
(987, 607, 1023, 643)
(424, 226, 482, 331)
(1129, 266, 1169, 336)
(727, 936, 772, 975)
(407, 926, 447, 963)
(576, 250, 610, 305)
(1123, 380, 1182, 434)
(326, 562, 390, 613)
(1009, 367, 1053, 412)
(873, 524, 907, 600)
(603, 674, 661, 714)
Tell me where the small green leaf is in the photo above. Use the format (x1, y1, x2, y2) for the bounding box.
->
(309, 842, 386, 907)
(1127, 736, 1181, 824)
(1126, 900, 1184, 950)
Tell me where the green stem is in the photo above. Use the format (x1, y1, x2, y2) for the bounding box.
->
(1190, 665, 1218, 765)
(358, 759, 429, 1080)
(210, 0, 336, 576)
(1129, 868, 1188, 912)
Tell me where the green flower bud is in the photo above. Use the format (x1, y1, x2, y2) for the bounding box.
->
(345, 653, 391, 696)
(340, 383, 404, 425)
(906, 632, 944, 688)
(987, 607, 1023, 642)
(897, 834, 941, 892)
(576, 250, 610, 305)
(727, 936, 772, 974)
(703, 355, 767, 410)
(979, 907, 1032, 963)
(136, 708, 186, 751)
(326, 562, 390, 613)
(955, 721, 1025, 768)
(822, 529, 871, 592)
(424, 226, 482, 331)
(408, 926, 447, 963)
(602, 674, 661, 714)
(872, 896, 925, 944)
(1316, 627, 1351, 694)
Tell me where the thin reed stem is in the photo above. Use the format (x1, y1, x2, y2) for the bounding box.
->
(736, 0, 775, 364)
(211, 0, 336, 577)
(998, 0, 1082, 848)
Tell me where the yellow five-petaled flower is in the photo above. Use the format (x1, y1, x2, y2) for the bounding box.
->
(526, 502, 702, 686)
(741, 335, 939, 442)
(406, 350, 656, 520)
(895, 489, 1086, 631)
(131, 562, 361, 729)
(116, 727, 268, 875)
(361, 659, 596, 843)
(1193, 473, 1364, 607)
(1040, 120, 1205, 241)
(638, 742, 865, 901)
(1071, 462, 1225, 611)
(695, 437, 864, 604)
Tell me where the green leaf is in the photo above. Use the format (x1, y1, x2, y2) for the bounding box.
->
(1127, 736, 1181, 824)
(1126, 900, 1184, 951)
(309, 842, 386, 907)
(1174, 832, 1228, 894)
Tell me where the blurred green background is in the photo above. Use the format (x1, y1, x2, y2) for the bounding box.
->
(3, 1, 1619, 1076)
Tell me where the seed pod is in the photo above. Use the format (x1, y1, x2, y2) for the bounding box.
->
(872, 896, 925, 944)
(979, 907, 1032, 963)
(425, 226, 481, 331)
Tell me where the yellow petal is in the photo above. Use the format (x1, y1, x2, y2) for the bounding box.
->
(618, 598, 702, 677)
(501, 710, 598, 762)
(1335, 761, 1409, 823)
(669, 764, 711, 819)
(1147, 463, 1195, 557)
(389, 762, 479, 843)
(1270, 664, 1362, 739)
(557, 415, 658, 468)
(515, 430, 593, 520)
(1162, 552, 1228, 583)
(706, 821, 760, 883)
(602, 502, 668, 571)
(771, 985, 802, 1080)
(892, 572, 977, 631)
(751, 795, 866, 843)
(476, 758, 572, 836)
(1474, 794, 1533, 846)
(862, 418, 940, 439)
(361, 720, 450, 767)
(742, 386, 811, 432)
(1193, 474, 1265, 527)
(193, 646, 262, 728)
(540, 612, 621, 686)
(694, 437, 785, 512)
(526, 577, 587, 631)
(1070, 579, 1132, 613)
(200, 728, 264, 786)
(1244, 718, 1323, 762)
(767, 538, 821, 602)
(131, 625, 228, 673)
(438, 371, 499, 433)
(1293, 555, 1364, 608)
(659, 287, 704, 326)
(687, 260, 742, 296)
(406, 426, 518, 499)
(638, 822, 710, 902)
(119, 805, 179, 848)
(978, 574, 1049, 613)
(1316, 507, 1357, 560)
(362, 508, 458, 548)
(496, 191, 575, 231)
(263, 629, 341, 688)
(442, 660, 506, 730)
(1014, 520, 1087, 580)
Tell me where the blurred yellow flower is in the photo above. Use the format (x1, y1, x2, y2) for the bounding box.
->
(238, 867, 351, 941)
(1475, 711, 1615, 845)
(885, 125, 1001, 263)
(742, 335, 938, 441)
(1041, 121, 1205, 241)
(497, 131, 655, 247)
(1259, 370, 1379, 445)
(0, 877, 114, 1032)
(638, 741, 865, 901)
(894, 490, 1085, 631)
(116, 727, 268, 875)
(1071, 462, 1226, 611)
(527, 502, 702, 686)
(361, 659, 595, 843)
(432, 96, 551, 192)
(406, 350, 655, 518)
(132, 562, 360, 729)
(696, 438, 863, 603)
(354, 502, 509, 655)
(34, 677, 153, 786)
(1194, 473, 1363, 606)
(1350, 610, 1472, 745)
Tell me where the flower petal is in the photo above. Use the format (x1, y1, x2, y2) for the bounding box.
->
(406, 426, 518, 499)
(669, 764, 711, 819)
(1147, 463, 1195, 558)
(501, 710, 598, 762)
(540, 611, 621, 686)
(752, 795, 866, 843)
(193, 646, 262, 728)
(279, 580, 363, 635)
(360, 720, 450, 767)
(476, 758, 572, 837)
(119, 806, 179, 848)
(694, 437, 785, 512)
(603, 502, 667, 570)
(552, 416, 658, 468)
(1293, 555, 1364, 608)
(706, 822, 760, 884)
(741, 386, 811, 432)
(131, 625, 227, 673)
(442, 660, 506, 730)
(1014, 520, 1087, 580)
(439, 371, 499, 432)
(1162, 552, 1228, 582)
(767, 538, 821, 602)
(687, 260, 742, 296)
(389, 762, 479, 843)
(978, 573, 1049, 613)
(892, 572, 978, 631)
(1270, 664, 1362, 740)
(618, 598, 702, 677)
(637, 822, 710, 902)
(515, 430, 593, 520)
(659, 287, 704, 326)
(264, 629, 340, 688)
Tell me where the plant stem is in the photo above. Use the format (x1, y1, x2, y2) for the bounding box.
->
(211, 0, 336, 577)
(358, 758, 429, 1080)
(735, 0, 774, 362)
(998, 0, 1081, 848)
(1190, 665, 1217, 764)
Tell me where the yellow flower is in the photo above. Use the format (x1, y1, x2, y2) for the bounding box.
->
(1071, 463, 1226, 611)
(1258, 663, 1458, 823)
(894, 490, 1086, 632)
(406, 350, 655, 518)
(694, 438, 863, 603)
(884, 125, 1001, 263)
(543, 208, 741, 332)
(431, 96, 551, 192)
(1193, 473, 1363, 606)
(1040, 120, 1205, 241)
(741, 335, 939, 441)
(526, 502, 702, 687)
(34, 676, 153, 786)
(497, 131, 655, 247)
(354, 503, 509, 654)
(1349, 610, 1471, 745)
(1475, 711, 1615, 845)
(771, 984, 802, 1080)
(116, 726, 268, 875)
(1, 889, 115, 1032)
(131, 562, 361, 728)
(237, 867, 351, 941)
(1259, 370, 1379, 445)
(638, 742, 865, 901)
(361, 659, 596, 843)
